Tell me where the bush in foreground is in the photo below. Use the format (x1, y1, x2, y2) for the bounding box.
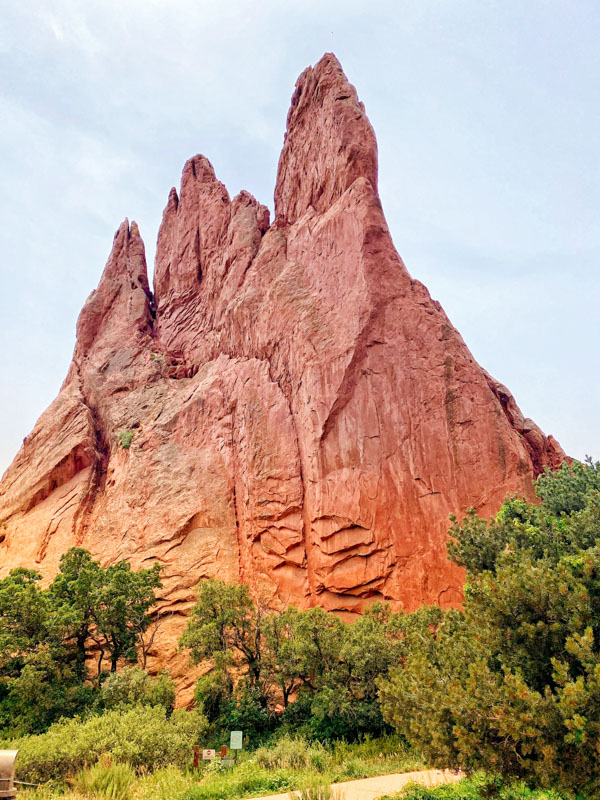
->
(18, 735, 421, 800)
(73, 757, 135, 799)
(254, 735, 328, 771)
(12, 704, 208, 782)
(385, 773, 570, 799)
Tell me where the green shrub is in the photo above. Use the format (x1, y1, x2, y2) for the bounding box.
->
(12, 781, 70, 800)
(218, 685, 276, 742)
(117, 431, 134, 449)
(17, 734, 423, 800)
(13, 705, 208, 782)
(338, 757, 369, 779)
(182, 760, 293, 800)
(331, 733, 405, 761)
(390, 773, 570, 799)
(100, 667, 175, 713)
(254, 735, 327, 771)
(291, 782, 339, 800)
(73, 757, 135, 799)
(309, 750, 327, 772)
(128, 765, 192, 800)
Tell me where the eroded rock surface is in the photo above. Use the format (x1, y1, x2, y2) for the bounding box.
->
(0, 54, 565, 697)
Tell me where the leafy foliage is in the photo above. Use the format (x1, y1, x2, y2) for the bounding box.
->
(11, 704, 208, 782)
(180, 581, 401, 741)
(117, 430, 135, 449)
(73, 756, 135, 799)
(382, 773, 569, 799)
(379, 458, 600, 797)
(100, 666, 175, 712)
(19, 734, 420, 798)
(179, 735, 418, 800)
(0, 547, 162, 735)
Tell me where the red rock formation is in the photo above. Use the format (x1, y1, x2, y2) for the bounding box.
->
(0, 54, 565, 697)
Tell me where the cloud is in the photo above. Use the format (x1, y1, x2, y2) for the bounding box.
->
(0, 0, 598, 475)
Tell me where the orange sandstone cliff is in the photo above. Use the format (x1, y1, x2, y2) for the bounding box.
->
(0, 55, 564, 693)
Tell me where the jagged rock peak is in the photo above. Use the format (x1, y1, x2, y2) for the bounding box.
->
(274, 52, 378, 225)
(183, 153, 221, 184)
(152, 152, 269, 330)
(153, 154, 232, 304)
(74, 218, 152, 361)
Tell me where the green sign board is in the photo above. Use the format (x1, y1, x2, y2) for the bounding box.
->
(230, 730, 243, 750)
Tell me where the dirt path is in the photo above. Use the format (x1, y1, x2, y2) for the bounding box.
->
(250, 768, 462, 800)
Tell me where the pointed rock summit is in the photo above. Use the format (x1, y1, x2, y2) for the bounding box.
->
(0, 55, 565, 697)
(275, 53, 378, 224)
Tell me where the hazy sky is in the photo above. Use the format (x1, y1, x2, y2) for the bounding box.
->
(1, 0, 598, 477)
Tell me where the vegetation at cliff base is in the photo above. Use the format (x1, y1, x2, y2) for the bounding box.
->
(2, 458, 600, 799)
(378, 458, 600, 798)
(179, 578, 400, 744)
(0, 548, 162, 736)
(178, 457, 600, 797)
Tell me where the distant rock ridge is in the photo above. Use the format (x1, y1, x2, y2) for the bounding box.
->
(0, 53, 565, 698)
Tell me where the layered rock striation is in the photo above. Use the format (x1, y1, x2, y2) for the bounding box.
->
(0, 54, 564, 691)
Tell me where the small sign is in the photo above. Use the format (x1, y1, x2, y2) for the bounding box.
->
(230, 730, 243, 750)
(202, 749, 216, 760)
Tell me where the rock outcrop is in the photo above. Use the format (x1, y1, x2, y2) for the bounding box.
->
(0, 54, 565, 696)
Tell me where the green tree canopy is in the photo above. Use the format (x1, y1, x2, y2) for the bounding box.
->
(378, 458, 600, 796)
(180, 580, 399, 741)
(0, 547, 163, 735)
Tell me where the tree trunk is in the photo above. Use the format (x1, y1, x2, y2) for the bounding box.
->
(76, 630, 87, 681)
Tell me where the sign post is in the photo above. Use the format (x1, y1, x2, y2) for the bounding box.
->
(230, 730, 243, 764)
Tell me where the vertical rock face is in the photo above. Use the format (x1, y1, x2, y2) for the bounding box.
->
(0, 54, 565, 694)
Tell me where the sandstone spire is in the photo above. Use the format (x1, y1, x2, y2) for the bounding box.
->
(75, 219, 153, 363)
(0, 55, 565, 700)
(275, 53, 378, 224)
(152, 155, 270, 370)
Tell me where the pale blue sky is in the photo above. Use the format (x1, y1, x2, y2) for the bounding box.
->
(1, 0, 598, 476)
